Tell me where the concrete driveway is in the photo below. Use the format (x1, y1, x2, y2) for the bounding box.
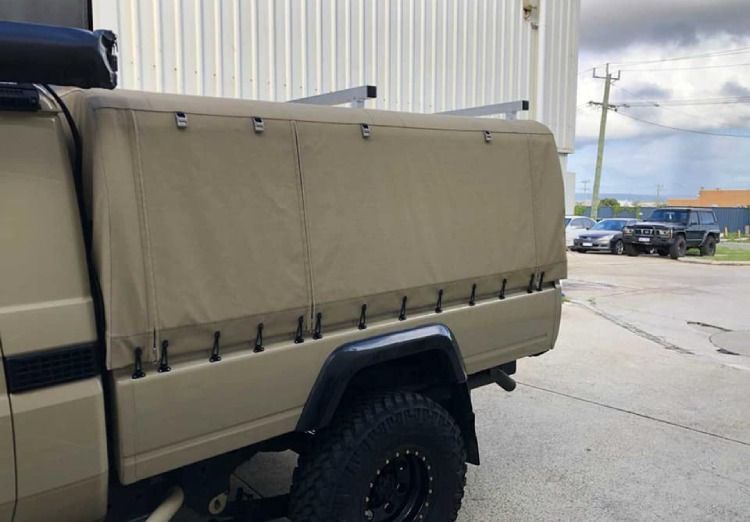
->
(565, 250, 750, 368)
(184, 252, 750, 520)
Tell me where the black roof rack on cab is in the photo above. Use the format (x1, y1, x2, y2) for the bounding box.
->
(0, 21, 118, 89)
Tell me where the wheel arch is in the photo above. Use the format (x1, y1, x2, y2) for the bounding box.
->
(295, 324, 480, 464)
(701, 231, 718, 244)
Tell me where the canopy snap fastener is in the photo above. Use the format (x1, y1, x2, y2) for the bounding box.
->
(209, 331, 221, 362)
(358, 304, 368, 330)
(536, 271, 545, 292)
(313, 312, 323, 340)
(435, 289, 444, 313)
(294, 316, 305, 344)
(158, 340, 171, 373)
(361, 123, 371, 138)
(483, 130, 493, 143)
(399, 296, 408, 321)
(252, 116, 264, 133)
(499, 278, 507, 300)
(254, 323, 264, 352)
(527, 274, 535, 294)
(469, 284, 477, 306)
(175, 111, 188, 129)
(131, 347, 145, 379)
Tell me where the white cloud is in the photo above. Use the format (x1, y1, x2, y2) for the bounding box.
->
(577, 33, 750, 140)
(572, 2, 750, 196)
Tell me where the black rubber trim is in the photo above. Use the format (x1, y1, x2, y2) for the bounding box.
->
(296, 324, 467, 432)
(4, 343, 98, 393)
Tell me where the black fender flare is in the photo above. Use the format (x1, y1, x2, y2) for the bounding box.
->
(295, 324, 480, 464)
(700, 230, 718, 246)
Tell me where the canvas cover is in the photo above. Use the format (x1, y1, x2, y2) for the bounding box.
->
(64, 89, 566, 370)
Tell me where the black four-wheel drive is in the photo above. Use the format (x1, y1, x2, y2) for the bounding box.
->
(622, 207, 720, 259)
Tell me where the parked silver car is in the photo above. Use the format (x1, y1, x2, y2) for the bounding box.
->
(572, 218, 638, 255)
(564, 216, 596, 247)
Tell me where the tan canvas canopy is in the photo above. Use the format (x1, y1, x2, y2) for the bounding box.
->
(64, 89, 566, 370)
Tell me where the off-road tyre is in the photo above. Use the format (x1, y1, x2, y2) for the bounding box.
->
(624, 242, 640, 257)
(670, 235, 687, 259)
(611, 239, 624, 255)
(700, 235, 717, 257)
(288, 391, 467, 522)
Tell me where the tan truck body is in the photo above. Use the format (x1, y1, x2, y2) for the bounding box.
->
(0, 87, 564, 521)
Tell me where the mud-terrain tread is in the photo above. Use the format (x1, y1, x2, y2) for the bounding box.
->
(700, 235, 716, 256)
(670, 235, 686, 259)
(289, 391, 467, 522)
(624, 242, 640, 257)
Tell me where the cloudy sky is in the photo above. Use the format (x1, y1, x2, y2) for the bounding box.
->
(570, 0, 750, 198)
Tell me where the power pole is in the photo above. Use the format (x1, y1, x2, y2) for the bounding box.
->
(655, 183, 663, 206)
(590, 64, 620, 220)
(581, 179, 590, 202)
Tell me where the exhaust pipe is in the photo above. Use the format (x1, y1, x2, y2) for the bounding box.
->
(491, 368, 517, 392)
(146, 486, 184, 522)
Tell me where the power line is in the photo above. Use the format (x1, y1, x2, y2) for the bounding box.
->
(611, 85, 705, 120)
(615, 96, 750, 107)
(611, 46, 750, 67)
(613, 111, 750, 138)
(619, 85, 699, 118)
(621, 61, 750, 72)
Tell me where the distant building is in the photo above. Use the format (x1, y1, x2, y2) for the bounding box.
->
(668, 189, 750, 207)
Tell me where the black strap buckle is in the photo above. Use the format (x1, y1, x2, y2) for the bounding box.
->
(254, 323, 264, 352)
(158, 340, 171, 373)
(131, 347, 145, 379)
(294, 316, 305, 344)
(210, 331, 222, 362)
(358, 304, 368, 330)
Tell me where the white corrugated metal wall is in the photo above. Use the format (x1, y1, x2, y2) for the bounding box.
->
(92, 0, 578, 154)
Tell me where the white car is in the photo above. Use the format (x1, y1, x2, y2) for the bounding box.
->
(564, 216, 596, 247)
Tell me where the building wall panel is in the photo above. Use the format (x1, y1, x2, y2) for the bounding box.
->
(93, 0, 578, 152)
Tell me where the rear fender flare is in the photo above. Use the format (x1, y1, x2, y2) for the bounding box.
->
(700, 231, 717, 245)
(295, 324, 479, 463)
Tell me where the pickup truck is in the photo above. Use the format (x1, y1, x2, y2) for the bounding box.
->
(0, 22, 566, 521)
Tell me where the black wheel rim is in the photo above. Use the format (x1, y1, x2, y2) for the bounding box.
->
(364, 449, 432, 522)
(678, 239, 687, 256)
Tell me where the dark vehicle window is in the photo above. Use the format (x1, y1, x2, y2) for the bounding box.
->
(649, 209, 689, 223)
(699, 211, 716, 225)
(592, 219, 628, 231)
(689, 212, 699, 225)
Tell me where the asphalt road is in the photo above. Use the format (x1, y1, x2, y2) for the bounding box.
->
(184, 252, 750, 520)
